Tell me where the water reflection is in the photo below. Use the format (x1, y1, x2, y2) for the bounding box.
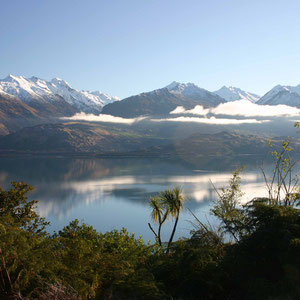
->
(0, 156, 277, 241)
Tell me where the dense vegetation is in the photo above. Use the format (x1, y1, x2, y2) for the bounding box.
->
(0, 142, 300, 299)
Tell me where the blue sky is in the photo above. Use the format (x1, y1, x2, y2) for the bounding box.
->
(1, 0, 300, 98)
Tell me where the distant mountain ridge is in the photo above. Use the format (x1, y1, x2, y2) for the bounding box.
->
(1, 75, 300, 155)
(3, 75, 300, 118)
(214, 86, 260, 103)
(0, 75, 119, 114)
(1, 74, 300, 132)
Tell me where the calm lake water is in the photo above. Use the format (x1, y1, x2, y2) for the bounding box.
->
(0, 156, 278, 242)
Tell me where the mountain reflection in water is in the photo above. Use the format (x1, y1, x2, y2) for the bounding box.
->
(0, 156, 277, 241)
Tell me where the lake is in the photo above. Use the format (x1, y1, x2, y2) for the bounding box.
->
(0, 155, 278, 242)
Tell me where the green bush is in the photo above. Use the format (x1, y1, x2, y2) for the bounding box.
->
(0, 175, 299, 299)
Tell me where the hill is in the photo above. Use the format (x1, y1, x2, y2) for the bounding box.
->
(0, 121, 295, 158)
(0, 122, 167, 153)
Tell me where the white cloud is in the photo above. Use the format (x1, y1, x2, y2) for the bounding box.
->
(170, 106, 186, 114)
(63, 100, 299, 126)
(171, 100, 300, 117)
(170, 106, 209, 115)
(152, 116, 268, 125)
(211, 100, 300, 117)
(63, 113, 146, 124)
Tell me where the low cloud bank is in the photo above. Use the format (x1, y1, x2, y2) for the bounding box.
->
(170, 106, 209, 115)
(63, 113, 145, 124)
(152, 116, 268, 125)
(170, 100, 300, 117)
(64, 112, 265, 125)
(63, 100, 299, 126)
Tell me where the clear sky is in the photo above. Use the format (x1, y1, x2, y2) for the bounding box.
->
(1, 0, 300, 98)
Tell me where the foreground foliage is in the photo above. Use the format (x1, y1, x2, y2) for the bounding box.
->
(0, 141, 300, 299)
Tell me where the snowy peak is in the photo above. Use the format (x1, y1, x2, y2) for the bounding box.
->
(165, 81, 226, 107)
(0, 75, 119, 113)
(258, 84, 300, 102)
(5, 74, 23, 82)
(88, 90, 120, 105)
(258, 85, 286, 103)
(257, 84, 300, 107)
(214, 86, 260, 103)
(50, 77, 72, 89)
(166, 81, 209, 97)
(165, 81, 180, 90)
(0, 75, 41, 100)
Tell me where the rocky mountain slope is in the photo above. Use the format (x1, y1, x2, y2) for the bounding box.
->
(0, 93, 43, 134)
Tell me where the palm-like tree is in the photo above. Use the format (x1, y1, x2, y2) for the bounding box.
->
(164, 186, 184, 253)
(148, 186, 185, 252)
(148, 196, 168, 246)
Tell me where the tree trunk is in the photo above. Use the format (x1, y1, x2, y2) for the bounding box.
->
(157, 223, 162, 246)
(166, 215, 179, 254)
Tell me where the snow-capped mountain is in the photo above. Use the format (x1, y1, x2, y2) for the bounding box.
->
(257, 84, 300, 107)
(167, 81, 216, 97)
(166, 81, 209, 96)
(0, 75, 119, 114)
(166, 81, 225, 107)
(102, 82, 225, 118)
(87, 90, 118, 106)
(214, 86, 260, 103)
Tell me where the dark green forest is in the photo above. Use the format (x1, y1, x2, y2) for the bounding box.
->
(0, 141, 300, 300)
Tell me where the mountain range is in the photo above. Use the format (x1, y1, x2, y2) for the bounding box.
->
(0, 75, 119, 115)
(0, 75, 121, 133)
(2, 75, 300, 122)
(1, 74, 300, 156)
(1, 74, 300, 152)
